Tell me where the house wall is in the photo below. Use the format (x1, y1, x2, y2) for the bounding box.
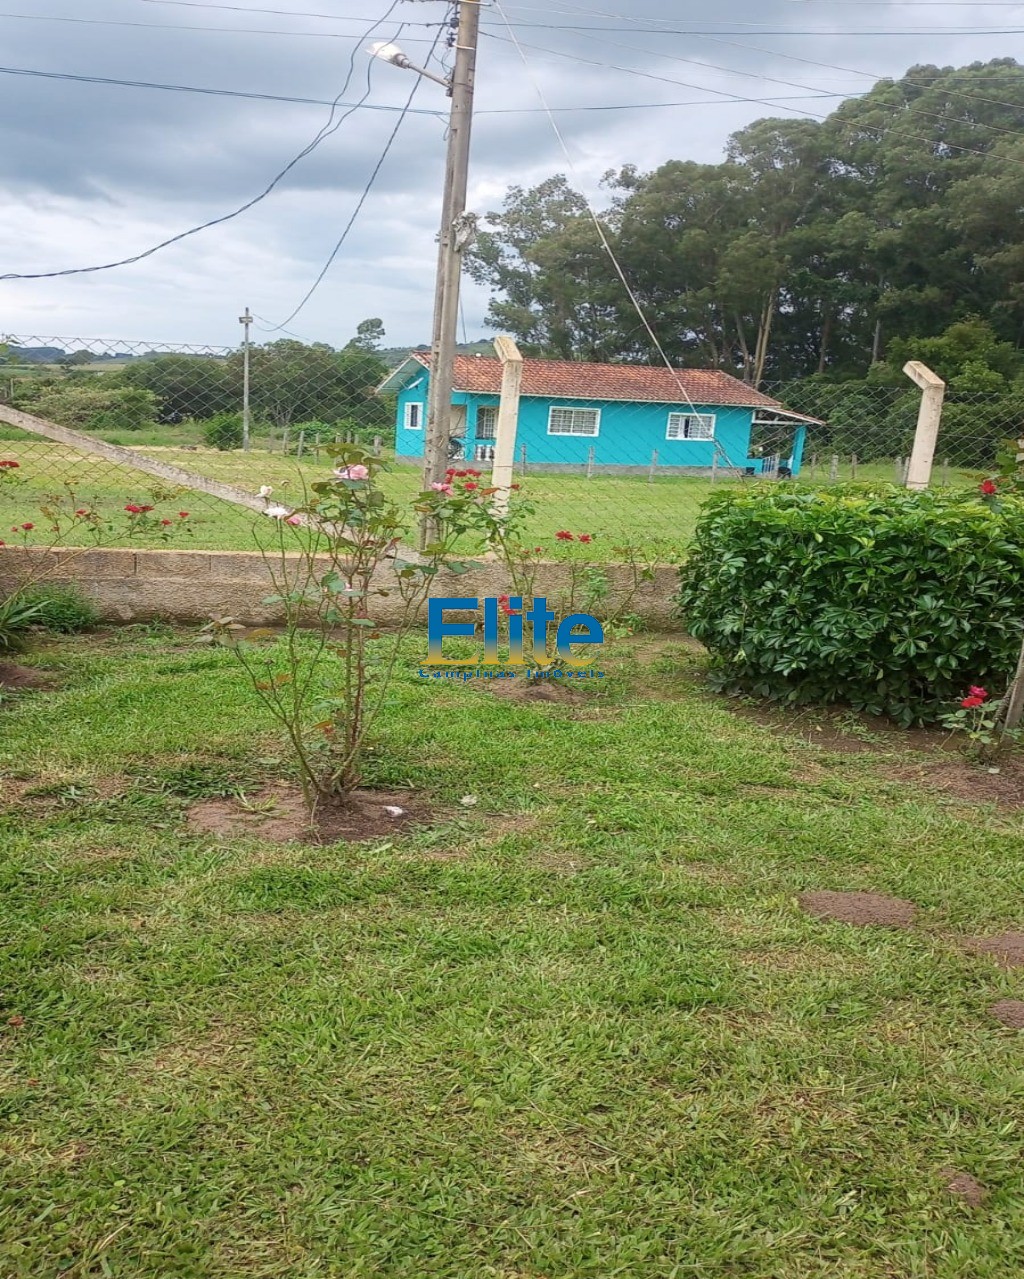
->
(394, 372, 764, 472)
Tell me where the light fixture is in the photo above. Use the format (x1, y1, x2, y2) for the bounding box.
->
(367, 40, 451, 90)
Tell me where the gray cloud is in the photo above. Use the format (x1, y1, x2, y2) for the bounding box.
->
(0, 1, 1018, 345)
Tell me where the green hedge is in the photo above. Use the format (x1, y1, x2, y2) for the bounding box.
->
(675, 486, 1024, 725)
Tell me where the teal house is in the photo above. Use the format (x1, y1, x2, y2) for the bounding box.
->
(379, 353, 818, 477)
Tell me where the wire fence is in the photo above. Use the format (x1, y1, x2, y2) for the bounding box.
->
(0, 334, 1014, 561)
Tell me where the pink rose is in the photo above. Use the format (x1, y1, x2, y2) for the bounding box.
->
(334, 464, 370, 481)
(431, 482, 454, 495)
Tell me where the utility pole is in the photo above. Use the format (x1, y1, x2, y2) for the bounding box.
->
(421, 0, 481, 544)
(239, 307, 252, 452)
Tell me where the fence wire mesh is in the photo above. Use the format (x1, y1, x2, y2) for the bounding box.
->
(0, 334, 1014, 560)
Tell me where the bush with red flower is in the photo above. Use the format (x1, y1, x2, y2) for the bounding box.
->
(940, 684, 1014, 758)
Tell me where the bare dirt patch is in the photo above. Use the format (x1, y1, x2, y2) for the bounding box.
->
(895, 757, 1024, 809)
(0, 661, 53, 691)
(963, 932, 1024, 970)
(186, 782, 430, 845)
(728, 701, 951, 756)
(482, 675, 583, 704)
(939, 1168, 988, 1208)
(798, 890, 917, 928)
(989, 999, 1024, 1028)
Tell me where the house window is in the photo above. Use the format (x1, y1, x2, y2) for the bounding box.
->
(548, 407, 600, 437)
(666, 412, 715, 441)
(404, 401, 423, 430)
(476, 406, 497, 440)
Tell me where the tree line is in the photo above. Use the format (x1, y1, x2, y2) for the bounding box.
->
(467, 59, 1024, 388)
(2, 325, 393, 446)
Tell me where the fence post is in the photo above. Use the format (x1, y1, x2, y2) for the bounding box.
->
(373, 435, 382, 457)
(296, 429, 305, 459)
(850, 453, 857, 480)
(829, 454, 839, 482)
(894, 456, 903, 483)
(648, 449, 658, 483)
(490, 335, 523, 516)
(942, 458, 950, 486)
(711, 452, 718, 484)
(519, 444, 528, 476)
(903, 360, 946, 491)
(586, 446, 595, 479)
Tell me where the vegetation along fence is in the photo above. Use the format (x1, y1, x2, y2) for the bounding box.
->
(0, 334, 1015, 562)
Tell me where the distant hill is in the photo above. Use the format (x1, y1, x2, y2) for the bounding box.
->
(377, 341, 493, 370)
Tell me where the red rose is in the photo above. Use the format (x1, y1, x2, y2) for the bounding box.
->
(555, 530, 574, 541)
(160, 518, 172, 526)
(124, 504, 141, 514)
(178, 512, 189, 519)
(139, 505, 154, 513)
(0, 459, 19, 469)
(961, 696, 985, 709)
(20, 522, 33, 531)
(463, 482, 478, 491)
(980, 479, 997, 496)
(968, 686, 988, 699)
(75, 509, 89, 517)
(578, 534, 593, 544)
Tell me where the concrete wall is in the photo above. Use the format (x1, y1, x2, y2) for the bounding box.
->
(0, 546, 682, 627)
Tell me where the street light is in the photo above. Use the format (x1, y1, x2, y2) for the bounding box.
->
(367, 40, 451, 90)
(368, 3, 481, 546)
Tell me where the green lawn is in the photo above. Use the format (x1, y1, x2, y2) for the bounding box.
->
(0, 439, 985, 557)
(1, 630, 1023, 1276)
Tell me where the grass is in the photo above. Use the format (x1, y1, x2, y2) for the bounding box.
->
(1, 629, 1023, 1276)
(0, 438, 985, 557)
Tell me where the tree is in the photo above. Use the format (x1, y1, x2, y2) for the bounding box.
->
(347, 318, 386, 353)
(119, 354, 232, 423)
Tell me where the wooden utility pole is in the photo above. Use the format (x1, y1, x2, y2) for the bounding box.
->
(903, 361, 946, 491)
(421, 0, 481, 545)
(239, 307, 252, 452)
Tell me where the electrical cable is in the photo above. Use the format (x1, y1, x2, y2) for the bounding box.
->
(489, 0, 710, 425)
(0, 9, 441, 43)
(266, 21, 447, 330)
(0, 1, 415, 281)
(493, 23, 1024, 145)
(494, 0, 1024, 114)
(482, 31, 1024, 170)
(0, 61, 850, 115)
(0, 63, 445, 114)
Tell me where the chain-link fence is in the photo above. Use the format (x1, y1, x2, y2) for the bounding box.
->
(0, 334, 1012, 560)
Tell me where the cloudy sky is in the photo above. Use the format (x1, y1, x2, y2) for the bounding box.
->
(0, 0, 1020, 351)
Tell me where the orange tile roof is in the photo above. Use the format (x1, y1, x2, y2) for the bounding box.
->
(409, 352, 786, 409)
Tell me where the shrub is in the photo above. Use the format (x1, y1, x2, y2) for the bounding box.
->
(202, 412, 244, 450)
(17, 584, 98, 633)
(675, 485, 1024, 725)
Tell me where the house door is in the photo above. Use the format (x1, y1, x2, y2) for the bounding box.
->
(450, 404, 467, 460)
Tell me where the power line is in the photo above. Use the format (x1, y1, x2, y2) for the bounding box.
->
(496, 0, 1024, 115)
(490, 0, 707, 423)
(0, 2, 413, 282)
(0, 61, 854, 115)
(483, 33, 1024, 168)
(507, 24, 1024, 146)
(268, 22, 447, 329)
(0, 9, 442, 43)
(0, 63, 445, 114)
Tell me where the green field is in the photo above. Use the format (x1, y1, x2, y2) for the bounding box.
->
(0, 437, 985, 557)
(1, 630, 1023, 1275)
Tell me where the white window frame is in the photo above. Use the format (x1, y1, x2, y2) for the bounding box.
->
(404, 401, 424, 431)
(666, 411, 715, 442)
(547, 406, 601, 437)
(475, 405, 497, 440)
